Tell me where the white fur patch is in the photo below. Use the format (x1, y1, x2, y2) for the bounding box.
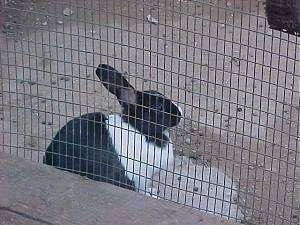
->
(106, 115, 174, 194)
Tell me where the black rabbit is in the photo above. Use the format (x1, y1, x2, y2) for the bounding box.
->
(44, 64, 182, 196)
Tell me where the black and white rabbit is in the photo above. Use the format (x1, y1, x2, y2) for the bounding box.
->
(44, 64, 182, 196)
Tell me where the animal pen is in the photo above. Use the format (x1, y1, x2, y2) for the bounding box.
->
(0, 0, 299, 225)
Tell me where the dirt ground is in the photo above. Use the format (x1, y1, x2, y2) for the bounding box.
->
(0, 0, 299, 225)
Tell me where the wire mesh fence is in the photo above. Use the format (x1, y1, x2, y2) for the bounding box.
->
(0, 0, 299, 225)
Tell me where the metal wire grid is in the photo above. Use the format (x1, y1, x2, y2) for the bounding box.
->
(0, 0, 299, 224)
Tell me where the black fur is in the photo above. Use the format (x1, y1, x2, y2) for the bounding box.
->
(44, 112, 135, 190)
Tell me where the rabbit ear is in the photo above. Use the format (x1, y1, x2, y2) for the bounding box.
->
(95, 64, 136, 105)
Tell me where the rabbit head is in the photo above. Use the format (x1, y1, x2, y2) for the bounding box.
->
(96, 64, 182, 145)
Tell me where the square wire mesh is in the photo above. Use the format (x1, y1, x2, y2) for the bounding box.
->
(0, 0, 299, 224)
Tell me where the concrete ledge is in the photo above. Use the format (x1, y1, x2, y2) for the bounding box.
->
(0, 152, 242, 225)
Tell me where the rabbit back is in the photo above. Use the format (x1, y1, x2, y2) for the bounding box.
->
(44, 112, 135, 190)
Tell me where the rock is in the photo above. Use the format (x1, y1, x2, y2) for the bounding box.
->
(27, 81, 37, 85)
(60, 77, 70, 82)
(41, 21, 48, 26)
(2, 22, 15, 34)
(63, 7, 73, 16)
(185, 138, 191, 144)
(230, 56, 240, 66)
(146, 15, 158, 24)
(57, 20, 63, 25)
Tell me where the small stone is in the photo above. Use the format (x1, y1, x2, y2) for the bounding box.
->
(185, 138, 191, 144)
(189, 155, 197, 160)
(189, 127, 196, 132)
(237, 107, 243, 112)
(57, 20, 63, 25)
(193, 186, 199, 192)
(146, 15, 158, 25)
(60, 77, 70, 81)
(230, 56, 240, 66)
(177, 177, 181, 181)
(63, 7, 73, 16)
(41, 21, 48, 26)
(252, 112, 258, 116)
(42, 121, 52, 125)
(2, 22, 14, 34)
(232, 197, 238, 203)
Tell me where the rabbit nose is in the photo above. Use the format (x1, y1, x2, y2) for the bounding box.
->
(172, 101, 183, 116)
